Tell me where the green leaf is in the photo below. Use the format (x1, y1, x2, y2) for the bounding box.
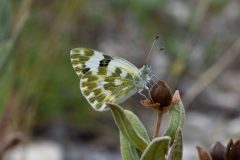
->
(140, 136, 170, 160)
(120, 133, 141, 160)
(120, 110, 150, 160)
(164, 91, 185, 145)
(168, 129, 183, 160)
(107, 103, 149, 152)
(124, 110, 150, 142)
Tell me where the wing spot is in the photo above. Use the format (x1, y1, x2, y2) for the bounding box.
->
(103, 54, 113, 60)
(82, 81, 97, 88)
(93, 88, 102, 96)
(114, 79, 122, 86)
(120, 71, 127, 78)
(97, 81, 105, 87)
(85, 75, 98, 82)
(107, 70, 112, 76)
(71, 59, 80, 65)
(93, 101, 99, 107)
(98, 67, 107, 75)
(83, 48, 94, 56)
(82, 68, 90, 74)
(88, 92, 95, 99)
(115, 68, 122, 76)
(95, 93, 107, 101)
(74, 66, 81, 72)
(89, 97, 96, 103)
(126, 73, 132, 79)
(99, 59, 111, 67)
(102, 89, 111, 95)
(95, 102, 102, 109)
(82, 89, 91, 96)
(91, 68, 99, 75)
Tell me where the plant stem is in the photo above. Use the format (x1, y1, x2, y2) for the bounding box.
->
(153, 110, 163, 139)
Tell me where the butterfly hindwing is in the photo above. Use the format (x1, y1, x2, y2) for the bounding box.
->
(80, 66, 138, 111)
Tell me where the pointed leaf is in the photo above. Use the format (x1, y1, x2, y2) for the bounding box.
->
(120, 110, 150, 160)
(140, 136, 170, 160)
(120, 133, 141, 160)
(107, 103, 149, 152)
(168, 128, 183, 160)
(164, 91, 185, 144)
(124, 110, 150, 142)
(210, 142, 225, 160)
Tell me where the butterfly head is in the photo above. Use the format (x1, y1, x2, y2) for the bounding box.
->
(140, 65, 151, 79)
(134, 65, 151, 90)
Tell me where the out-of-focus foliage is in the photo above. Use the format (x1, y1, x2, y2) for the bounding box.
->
(0, 0, 239, 142)
(0, 0, 10, 40)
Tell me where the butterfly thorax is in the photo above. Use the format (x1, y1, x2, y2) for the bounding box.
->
(134, 65, 151, 91)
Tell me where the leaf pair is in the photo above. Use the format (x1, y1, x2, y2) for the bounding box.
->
(107, 92, 185, 160)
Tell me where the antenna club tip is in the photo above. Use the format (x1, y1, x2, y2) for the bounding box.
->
(160, 47, 165, 51)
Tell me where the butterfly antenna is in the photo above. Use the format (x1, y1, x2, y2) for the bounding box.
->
(146, 34, 159, 64)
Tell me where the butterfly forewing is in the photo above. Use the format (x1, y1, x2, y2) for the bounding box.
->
(70, 48, 141, 111)
(70, 48, 106, 78)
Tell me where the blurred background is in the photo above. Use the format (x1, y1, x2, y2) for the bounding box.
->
(0, 0, 240, 159)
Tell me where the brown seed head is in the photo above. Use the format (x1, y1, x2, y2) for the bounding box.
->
(141, 80, 173, 111)
(196, 146, 212, 160)
(227, 139, 240, 160)
(150, 80, 173, 108)
(210, 142, 225, 160)
(197, 139, 240, 160)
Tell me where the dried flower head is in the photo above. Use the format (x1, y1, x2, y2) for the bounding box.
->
(197, 139, 240, 160)
(226, 139, 240, 160)
(210, 142, 225, 160)
(141, 80, 173, 111)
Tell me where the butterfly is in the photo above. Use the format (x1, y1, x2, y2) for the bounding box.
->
(70, 48, 158, 111)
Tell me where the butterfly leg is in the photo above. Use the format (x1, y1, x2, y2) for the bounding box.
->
(138, 89, 149, 99)
(138, 86, 155, 102)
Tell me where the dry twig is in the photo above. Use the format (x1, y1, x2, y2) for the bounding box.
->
(183, 37, 240, 106)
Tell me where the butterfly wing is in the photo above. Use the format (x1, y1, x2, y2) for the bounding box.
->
(70, 48, 106, 78)
(70, 48, 141, 111)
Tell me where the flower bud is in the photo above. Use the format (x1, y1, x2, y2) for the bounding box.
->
(141, 80, 173, 111)
(210, 142, 225, 160)
(197, 139, 240, 160)
(226, 139, 240, 160)
(150, 80, 173, 108)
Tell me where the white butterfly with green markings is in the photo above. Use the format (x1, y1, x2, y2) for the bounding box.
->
(70, 48, 157, 111)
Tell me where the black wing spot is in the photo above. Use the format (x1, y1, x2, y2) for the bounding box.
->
(115, 68, 122, 75)
(82, 68, 90, 74)
(100, 59, 111, 67)
(103, 54, 113, 60)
